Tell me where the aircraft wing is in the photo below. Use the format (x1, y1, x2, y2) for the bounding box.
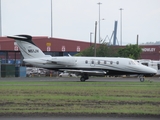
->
(59, 69, 107, 76)
(41, 57, 76, 66)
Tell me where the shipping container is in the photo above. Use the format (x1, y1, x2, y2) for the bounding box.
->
(15, 66, 26, 77)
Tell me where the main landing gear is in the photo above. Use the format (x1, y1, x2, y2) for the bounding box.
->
(80, 74, 89, 82)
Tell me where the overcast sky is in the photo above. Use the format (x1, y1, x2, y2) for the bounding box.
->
(1, 0, 160, 45)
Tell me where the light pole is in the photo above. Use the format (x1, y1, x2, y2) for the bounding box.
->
(0, 0, 2, 36)
(119, 8, 123, 46)
(97, 2, 102, 43)
(51, 0, 53, 38)
(90, 32, 93, 46)
(94, 21, 97, 57)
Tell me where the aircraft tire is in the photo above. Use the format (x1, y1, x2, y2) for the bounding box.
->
(140, 77, 144, 82)
(80, 77, 86, 82)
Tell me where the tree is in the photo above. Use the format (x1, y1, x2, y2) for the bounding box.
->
(96, 44, 109, 57)
(75, 45, 94, 56)
(118, 44, 142, 59)
(75, 44, 118, 57)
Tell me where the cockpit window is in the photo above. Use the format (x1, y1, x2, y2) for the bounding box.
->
(142, 63, 148, 66)
(129, 60, 139, 65)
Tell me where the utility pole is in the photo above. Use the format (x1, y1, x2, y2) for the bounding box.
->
(119, 8, 123, 46)
(94, 21, 97, 57)
(0, 0, 2, 36)
(97, 2, 102, 43)
(51, 0, 53, 38)
(136, 34, 139, 45)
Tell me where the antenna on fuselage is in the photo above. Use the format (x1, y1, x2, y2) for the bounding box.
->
(68, 54, 72, 57)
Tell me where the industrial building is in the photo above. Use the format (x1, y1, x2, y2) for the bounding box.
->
(0, 36, 160, 66)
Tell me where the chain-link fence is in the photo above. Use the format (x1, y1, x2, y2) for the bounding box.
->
(0, 64, 57, 77)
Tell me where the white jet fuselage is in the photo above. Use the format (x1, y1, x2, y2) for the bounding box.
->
(24, 56, 156, 76)
(7, 35, 157, 81)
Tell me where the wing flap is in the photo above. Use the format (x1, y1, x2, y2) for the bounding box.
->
(59, 69, 107, 75)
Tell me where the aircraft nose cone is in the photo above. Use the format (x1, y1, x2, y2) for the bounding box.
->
(152, 69, 157, 74)
(150, 67, 157, 73)
(149, 68, 157, 76)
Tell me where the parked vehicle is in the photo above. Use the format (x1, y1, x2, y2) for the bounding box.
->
(59, 72, 77, 77)
(26, 67, 45, 77)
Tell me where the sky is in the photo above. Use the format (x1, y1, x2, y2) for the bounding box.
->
(1, 0, 160, 45)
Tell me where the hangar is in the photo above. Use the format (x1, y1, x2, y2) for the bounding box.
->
(0, 36, 160, 65)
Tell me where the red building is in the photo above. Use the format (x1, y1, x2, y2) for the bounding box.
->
(140, 45, 160, 60)
(0, 36, 160, 64)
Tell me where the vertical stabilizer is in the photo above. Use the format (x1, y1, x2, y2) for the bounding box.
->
(7, 35, 45, 59)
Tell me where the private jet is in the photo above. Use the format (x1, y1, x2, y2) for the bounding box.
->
(7, 35, 157, 82)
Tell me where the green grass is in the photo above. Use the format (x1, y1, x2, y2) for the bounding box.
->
(0, 80, 160, 116)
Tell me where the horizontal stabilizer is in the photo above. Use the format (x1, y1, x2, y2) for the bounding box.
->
(7, 35, 28, 40)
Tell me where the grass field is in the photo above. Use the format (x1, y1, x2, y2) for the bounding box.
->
(0, 80, 160, 116)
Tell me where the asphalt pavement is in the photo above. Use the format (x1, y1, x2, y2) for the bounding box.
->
(0, 76, 160, 82)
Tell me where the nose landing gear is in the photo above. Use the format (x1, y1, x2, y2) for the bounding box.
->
(140, 77, 145, 82)
(139, 75, 145, 82)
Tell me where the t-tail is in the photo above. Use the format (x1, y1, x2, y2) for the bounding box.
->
(7, 35, 46, 59)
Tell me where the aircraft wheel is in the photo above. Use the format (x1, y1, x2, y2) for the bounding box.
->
(80, 77, 86, 82)
(28, 73, 32, 77)
(140, 77, 144, 82)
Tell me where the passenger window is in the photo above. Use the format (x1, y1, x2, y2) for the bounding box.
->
(85, 60, 88, 64)
(110, 61, 113, 64)
(98, 61, 100, 64)
(116, 61, 119, 64)
(91, 61, 94, 64)
(104, 61, 106, 64)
